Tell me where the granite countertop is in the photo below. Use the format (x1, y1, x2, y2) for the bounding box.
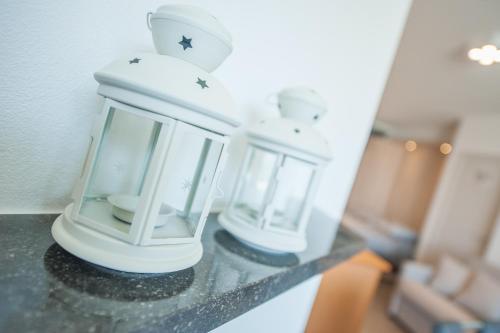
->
(0, 210, 364, 333)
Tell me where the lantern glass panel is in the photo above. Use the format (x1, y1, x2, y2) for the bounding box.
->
(269, 157, 314, 232)
(151, 127, 223, 240)
(231, 146, 279, 226)
(79, 107, 161, 234)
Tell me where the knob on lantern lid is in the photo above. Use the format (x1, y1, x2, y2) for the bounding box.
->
(277, 86, 327, 124)
(148, 4, 233, 72)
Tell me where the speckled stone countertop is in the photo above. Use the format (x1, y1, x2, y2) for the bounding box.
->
(0, 210, 364, 333)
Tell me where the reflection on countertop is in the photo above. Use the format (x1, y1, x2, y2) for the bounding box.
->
(214, 230, 300, 267)
(0, 210, 364, 333)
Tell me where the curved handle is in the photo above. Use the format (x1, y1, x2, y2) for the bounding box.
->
(146, 12, 153, 31)
(265, 93, 279, 107)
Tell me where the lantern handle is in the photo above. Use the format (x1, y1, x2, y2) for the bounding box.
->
(265, 93, 278, 107)
(146, 12, 153, 31)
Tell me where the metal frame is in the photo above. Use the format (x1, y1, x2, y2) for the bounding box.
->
(72, 98, 230, 246)
(227, 140, 326, 237)
(262, 155, 320, 236)
(71, 99, 175, 244)
(140, 121, 228, 245)
(227, 144, 282, 227)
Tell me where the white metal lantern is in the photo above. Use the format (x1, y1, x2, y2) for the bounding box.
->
(51, 5, 240, 273)
(218, 87, 332, 253)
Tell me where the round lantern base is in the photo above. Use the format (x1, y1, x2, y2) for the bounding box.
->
(217, 212, 307, 254)
(51, 205, 203, 273)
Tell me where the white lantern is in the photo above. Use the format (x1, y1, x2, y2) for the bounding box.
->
(218, 87, 332, 253)
(52, 5, 240, 273)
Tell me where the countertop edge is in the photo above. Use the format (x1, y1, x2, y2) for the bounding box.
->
(143, 240, 364, 332)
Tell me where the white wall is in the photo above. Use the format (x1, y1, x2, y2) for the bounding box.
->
(417, 113, 500, 263)
(0, 0, 410, 220)
(212, 275, 322, 333)
(0, 0, 411, 331)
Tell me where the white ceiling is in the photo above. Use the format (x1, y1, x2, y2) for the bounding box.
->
(377, 0, 500, 133)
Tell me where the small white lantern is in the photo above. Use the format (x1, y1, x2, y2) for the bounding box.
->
(52, 5, 240, 273)
(218, 87, 332, 253)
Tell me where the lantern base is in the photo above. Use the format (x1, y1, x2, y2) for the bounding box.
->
(217, 212, 307, 253)
(51, 205, 203, 273)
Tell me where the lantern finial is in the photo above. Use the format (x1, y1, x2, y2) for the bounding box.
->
(148, 5, 233, 72)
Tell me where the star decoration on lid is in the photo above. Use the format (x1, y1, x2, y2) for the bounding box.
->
(196, 78, 209, 89)
(178, 36, 192, 50)
(129, 57, 141, 64)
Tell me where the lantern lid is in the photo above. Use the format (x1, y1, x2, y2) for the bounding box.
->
(247, 117, 332, 161)
(278, 86, 326, 109)
(94, 52, 240, 130)
(150, 5, 233, 47)
(277, 86, 328, 124)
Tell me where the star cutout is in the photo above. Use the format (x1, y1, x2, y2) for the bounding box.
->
(129, 57, 141, 64)
(196, 78, 209, 89)
(181, 179, 192, 191)
(178, 36, 192, 50)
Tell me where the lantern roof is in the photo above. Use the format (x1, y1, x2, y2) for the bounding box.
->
(247, 117, 332, 161)
(248, 87, 332, 161)
(94, 52, 240, 131)
(278, 86, 327, 112)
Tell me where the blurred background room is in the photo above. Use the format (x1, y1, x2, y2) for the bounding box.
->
(330, 0, 500, 332)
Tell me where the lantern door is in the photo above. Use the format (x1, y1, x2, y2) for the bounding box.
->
(140, 121, 228, 245)
(263, 156, 319, 235)
(228, 145, 321, 235)
(72, 99, 172, 244)
(228, 145, 281, 227)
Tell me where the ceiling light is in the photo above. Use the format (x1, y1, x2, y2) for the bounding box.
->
(468, 48, 482, 61)
(440, 143, 452, 155)
(494, 51, 500, 63)
(405, 140, 417, 152)
(479, 57, 495, 66)
(468, 44, 500, 66)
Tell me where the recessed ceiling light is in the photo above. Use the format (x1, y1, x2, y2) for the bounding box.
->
(440, 143, 453, 155)
(468, 44, 500, 66)
(405, 140, 417, 152)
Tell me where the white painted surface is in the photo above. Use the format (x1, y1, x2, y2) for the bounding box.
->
(0, 0, 411, 331)
(211, 275, 322, 333)
(417, 113, 500, 263)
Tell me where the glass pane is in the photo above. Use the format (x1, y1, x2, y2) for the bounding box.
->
(79, 108, 161, 235)
(152, 128, 223, 240)
(269, 157, 314, 232)
(231, 147, 278, 226)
